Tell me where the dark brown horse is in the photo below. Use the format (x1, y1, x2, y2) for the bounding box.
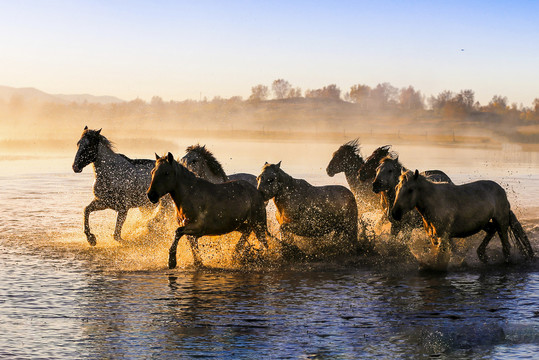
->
(326, 139, 390, 209)
(372, 155, 452, 235)
(258, 162, 359, 256)
(392, 170, 534, 265)
(147, 152, 268, 268)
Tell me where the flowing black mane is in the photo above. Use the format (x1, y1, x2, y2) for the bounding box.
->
(185, 144, 228, 179)
(339, 138, 362, 158)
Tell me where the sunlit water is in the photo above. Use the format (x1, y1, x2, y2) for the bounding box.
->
(1, 139, 539, 358)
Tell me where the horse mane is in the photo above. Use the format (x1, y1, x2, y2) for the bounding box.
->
(339, 138, 362, 157)
(185, 144, 228, 180)
(379, 153, 402, 168)
(81, 128, 115, 151)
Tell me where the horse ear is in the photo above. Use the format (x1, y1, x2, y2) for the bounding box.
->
(401, 168, 406, 175)
(414, 169, 419, 179)
(264, 161, 269, 165)
(167, 152, 174, 163)
(155, 153, 160, 160)
(277, 161, 281, 168)
(96, 128, 102, 135)
(84, 125, 88, 130)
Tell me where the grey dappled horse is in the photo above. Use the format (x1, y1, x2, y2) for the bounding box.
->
(147, 153, 268, 269)
(372, 155, 452, 235)
(392, 170, 534, 264)
(258, 162, 360, 257)
(72, 126, 169, 245)
(180, 144, 257, 187)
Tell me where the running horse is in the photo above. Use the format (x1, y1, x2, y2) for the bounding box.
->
(147, 152, 268, 268)
(72, 126, 169, 245)
(392, 170, 534, 264)
(372, 155, 452, 235)
(326, 139, 391, 209)
(258, 162, 359, 256)
(180, 144, 257, 187)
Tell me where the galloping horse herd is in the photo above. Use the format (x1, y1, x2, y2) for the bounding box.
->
(73, 126, 535, 270)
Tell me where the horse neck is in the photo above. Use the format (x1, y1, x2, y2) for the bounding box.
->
(201, 162, 228, 183)
(413, 178, 438, 220)
(278, 170, 305, 195)
(169, 164, 200, 207)
(343, 155, 364, 190)
(92, 143, 125, 177)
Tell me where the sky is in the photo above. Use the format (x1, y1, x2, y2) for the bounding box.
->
(1, 0, 538, 106)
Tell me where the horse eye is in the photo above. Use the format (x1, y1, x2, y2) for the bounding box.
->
(165, 171, 170, 176)
(388, 169, 393, 173)
(191, 159, 197, 164)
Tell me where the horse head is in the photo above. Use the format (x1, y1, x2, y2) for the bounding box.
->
(72, 126, 102, 173)
(257, 161, 283, 201)
(391, 169, 420, 221)
(180, 144, 227, 182)
(326, 139, 363, 177)
(147, 152, 177, 204)
(372, 155, 401, 194)
(358, 145, 391, 182)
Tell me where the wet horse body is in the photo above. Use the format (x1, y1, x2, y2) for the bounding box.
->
(147, 153, 268, 268)
(326, 139, 391, 210)
(392, 170, 534, 263)
(72, 127, 167, 245)
(180, 144, 257, 187)
(258, 162, 359, 255)
(372, 156, 452, 235)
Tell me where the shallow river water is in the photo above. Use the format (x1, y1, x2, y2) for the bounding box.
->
(1, 138, 539, 359)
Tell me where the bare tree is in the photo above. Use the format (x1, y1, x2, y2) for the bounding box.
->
(249, 84, 269, 102)
(272, 79, 292, 100)
(349, 84, 371, 106)
(399, 86, 424, 110)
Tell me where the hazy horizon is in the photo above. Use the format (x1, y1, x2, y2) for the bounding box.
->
(1, 1, 538, 106)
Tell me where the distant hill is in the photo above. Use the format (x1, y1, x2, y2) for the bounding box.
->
(54, 93, 124, 104)
(0, 85, 124, 104)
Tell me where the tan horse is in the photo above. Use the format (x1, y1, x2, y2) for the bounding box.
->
(392, 170, 534, 264)
(147, 153, 268, 268)
(258, 162, 359, 257)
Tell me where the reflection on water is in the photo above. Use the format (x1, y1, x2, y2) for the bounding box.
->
(1, 246, 538, 358)
(1, 140, 539, 358)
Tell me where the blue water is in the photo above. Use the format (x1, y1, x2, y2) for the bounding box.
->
(1, 143, 539, 359)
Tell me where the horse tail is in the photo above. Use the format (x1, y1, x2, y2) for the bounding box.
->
(508, 210, 534, 260)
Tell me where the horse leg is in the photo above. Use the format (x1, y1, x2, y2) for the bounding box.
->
(83, 199, 109, 246)
(279, 224, 308, 261)
(113, 208, 128, 242)
(495, 221, 511, 263)
(233, 231, 251, 261)
(168, 226, 184, 269)
(477, 223, 497, 263)
(187, 236, 203, 268)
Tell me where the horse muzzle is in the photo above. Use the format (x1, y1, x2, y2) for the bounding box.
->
(326, 168, 335, 177)
(372, 182, 382, 194)
(72, 164, 82, 173)
(147, 190, 160, 204)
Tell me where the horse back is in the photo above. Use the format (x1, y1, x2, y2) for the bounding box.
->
(422, 170, 452, 184)
(227, 173, 258, 188)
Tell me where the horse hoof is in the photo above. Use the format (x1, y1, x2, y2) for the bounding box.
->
(168, 259, 177, 269)
(114, 236, 124, 243)
(86, 234, 97, 246)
